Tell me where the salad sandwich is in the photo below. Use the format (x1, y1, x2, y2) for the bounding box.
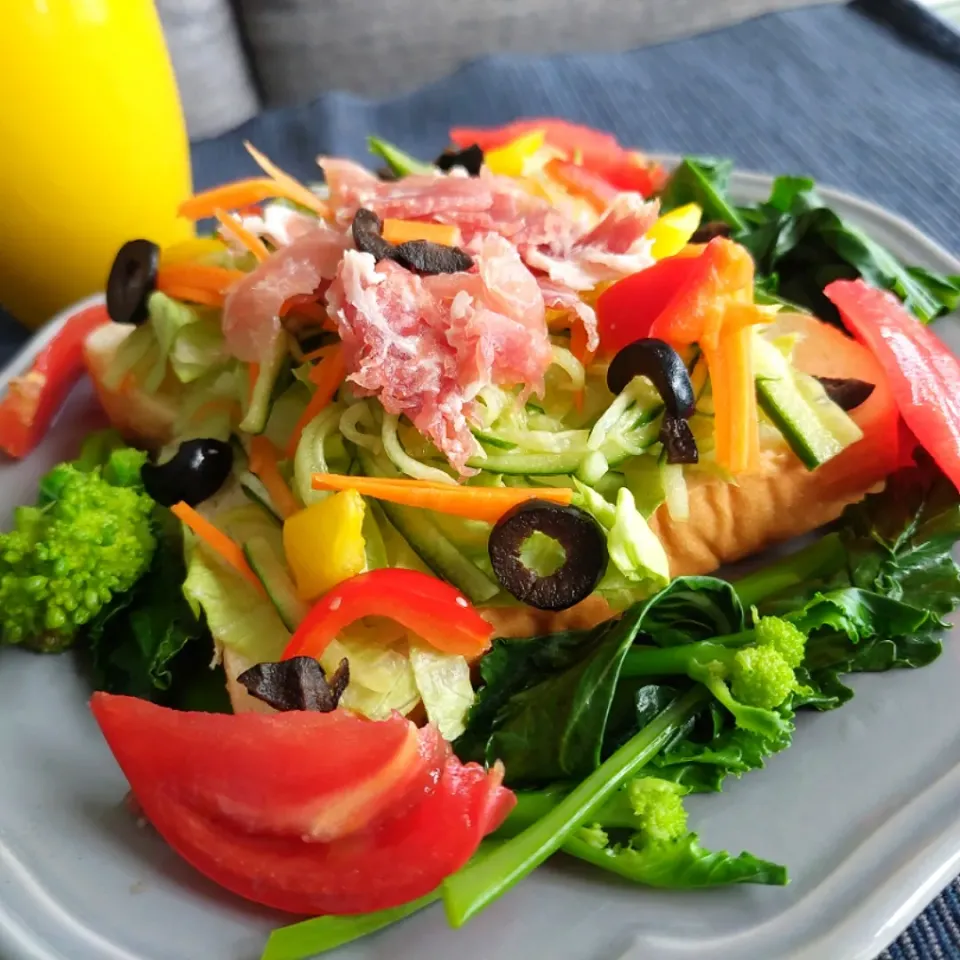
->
(2, 118, 960, 957)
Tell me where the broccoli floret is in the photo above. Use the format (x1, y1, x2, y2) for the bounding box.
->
(621, 616, 808, 740)
(627, 777, 689, 842)
(754, 615, 806, 669)
(0, 448, 156, 652)
(731, 645, 797, 710)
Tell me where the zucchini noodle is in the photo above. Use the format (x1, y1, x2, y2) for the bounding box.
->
(294, 402, 345, 505)
(382, 413, 457, 484)
(339, 401, 382, 452)
(549, 344, 586, 392)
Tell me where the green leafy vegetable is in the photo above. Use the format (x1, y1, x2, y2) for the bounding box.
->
(659, 158, 960, 323)
(367, 136, 434, 177)
(456, 577, 745, 784)
(87, 507, 210, 702)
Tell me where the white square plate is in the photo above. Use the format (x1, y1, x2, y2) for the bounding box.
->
(1, 171, 959, 960)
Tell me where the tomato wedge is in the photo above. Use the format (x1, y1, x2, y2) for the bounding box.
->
(825, 279, 960, 490)
(0, 303, 109, 458)
(92, 693, 514, 916)
(282, 568, 494, 661)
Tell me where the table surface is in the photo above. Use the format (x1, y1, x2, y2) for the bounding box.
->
(4, 1, 960, 956)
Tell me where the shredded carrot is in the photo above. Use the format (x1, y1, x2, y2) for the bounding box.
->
(214, 208, 270, 262)
(171, 502, 263, 591)
(279, 295, 332, 326)
(382, 219, 461, 246)
(249, 436, 300, 519)
(178, 178, 281, 220)
(157, 263, 245, 294)
(300, 344, 337, 363)
(153, 284, 226, 307)
(286, 346, 347, 457)
(311, 474, 574, 524)
(244, 141, 329, 218)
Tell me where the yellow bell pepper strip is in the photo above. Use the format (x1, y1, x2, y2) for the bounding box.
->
(285, 346, 347, 457)
(282, 490, 367, 600)
(159, 236, 228, 266)
(646, 203, 703, 260)
(244, 141, 330, 218)
(170, 502, 264, 591)
(483, 130, 546, 177)
(249, 436, 300, 520)
(381, 219, 462, 247)
(213, 208, 270, 262)
(310, 474, 574, 524)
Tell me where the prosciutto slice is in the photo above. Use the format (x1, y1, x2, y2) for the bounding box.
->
(222, 224, 352, 361)
(538, 279, 599, 352)
(327, 236, 551, 474)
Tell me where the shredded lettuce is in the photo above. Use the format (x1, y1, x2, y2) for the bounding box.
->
(409, 643, 475, 740)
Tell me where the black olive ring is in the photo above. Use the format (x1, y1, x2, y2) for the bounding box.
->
(488, 500, 608, 611)
(141, 438, 234, 507)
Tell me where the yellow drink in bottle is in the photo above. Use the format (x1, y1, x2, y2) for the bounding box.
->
(0, 0, 194, 329)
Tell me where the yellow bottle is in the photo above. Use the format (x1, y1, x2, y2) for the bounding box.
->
(0, 0, 194, 329)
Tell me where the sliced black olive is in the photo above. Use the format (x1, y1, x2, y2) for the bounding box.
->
(690, 221, 733, 243)
(237, 657, 349, 712)
(659, 414, 699, 464)
(350, 208, 474, 275)
(488, 500, 607, 611)
(434, 144, 484, 176)
(393, 239, 474, 275)
(815, 376, 875, 411)
(141, 438, 233, 507)
(106, 239, 160, 326)
(351, 207, 395, 261)
(376, 166, 400, 182)
(606, 338, 696, 419)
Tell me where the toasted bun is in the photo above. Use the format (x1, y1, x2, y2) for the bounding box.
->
(83, 323, 179, 448)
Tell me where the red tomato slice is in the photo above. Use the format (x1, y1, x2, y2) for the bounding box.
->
(825, 279, 960, 489)
(0, 303, 109, 458)
(93, 692, 447, 843)
(583, 153, 668, 197)
(92, 694, 514, 916)
(596, 254, 704, 354)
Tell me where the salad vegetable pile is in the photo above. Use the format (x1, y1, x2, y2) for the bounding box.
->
(1, 117, 960, 958)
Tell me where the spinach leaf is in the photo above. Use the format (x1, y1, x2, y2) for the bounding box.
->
(86, 507, 211, 702)
(658, 157, 745, 230)
(658, 160, 960, 324)
(456, 577, 744, 785)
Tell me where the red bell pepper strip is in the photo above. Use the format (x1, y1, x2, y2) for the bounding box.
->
(545, 158, 618, 213)
(648, 238, 754, 348)
(825, 279, 960, 490)
(282, 568, 494, 661)
(450, 119, 665, 198)
(596, 254, 705, 354)
(0, 303, 109, 459)
(450, 118, 620, 163)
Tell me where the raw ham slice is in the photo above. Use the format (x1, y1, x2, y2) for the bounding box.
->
(327, 238, 551, 475)
(524, 194, 659, 291)
(222, 225, 352, 361)
(539, 279, 599, 351)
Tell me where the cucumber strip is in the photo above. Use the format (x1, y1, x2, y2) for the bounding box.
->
(239, 335, 287, 434)
(356, 447, 500, 602)
(238, 470, 282, 520)
(243, 536, 309, 632)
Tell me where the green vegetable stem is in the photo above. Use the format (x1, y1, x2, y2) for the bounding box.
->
(442, 686, 708, 928)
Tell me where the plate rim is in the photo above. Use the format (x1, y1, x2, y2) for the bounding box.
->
(1, 174, 959, 960)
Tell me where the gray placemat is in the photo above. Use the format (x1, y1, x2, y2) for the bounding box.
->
(4, 1, 960, 955)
